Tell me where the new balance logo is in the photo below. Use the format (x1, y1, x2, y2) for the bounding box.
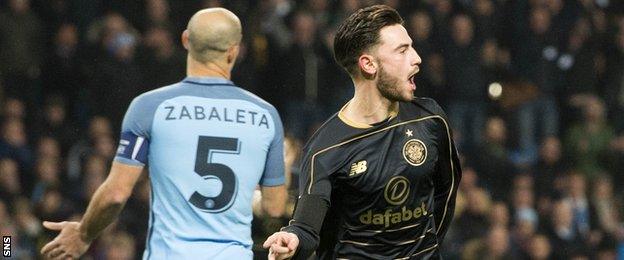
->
(349, 160, 368, 177)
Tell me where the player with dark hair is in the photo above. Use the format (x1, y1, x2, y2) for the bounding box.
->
(263, 5, 461, 259)
(41, 8, 287, 259)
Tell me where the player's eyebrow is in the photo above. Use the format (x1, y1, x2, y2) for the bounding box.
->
(394, 43, 411, 52)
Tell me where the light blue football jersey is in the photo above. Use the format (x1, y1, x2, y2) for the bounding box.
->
(113, 77, 285, 259)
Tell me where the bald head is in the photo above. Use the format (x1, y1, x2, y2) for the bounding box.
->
(185, 8, 242, 63)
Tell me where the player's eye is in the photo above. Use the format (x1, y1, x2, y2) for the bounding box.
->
(400, 48, 407, 54)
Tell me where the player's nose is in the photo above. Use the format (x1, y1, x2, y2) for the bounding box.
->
(412, 49, 422, 66)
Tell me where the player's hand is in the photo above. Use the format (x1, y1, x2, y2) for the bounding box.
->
(263, 231, 299, 260)
(40, 221, 91, 259)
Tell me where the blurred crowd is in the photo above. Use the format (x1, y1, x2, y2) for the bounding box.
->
(1, 0, 624, 259)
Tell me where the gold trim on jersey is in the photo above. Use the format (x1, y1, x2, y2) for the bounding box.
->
(362, 222, 421, 233)
(338, 227, 435, 247)
(395, 233, 428, 246)
(336, 243, 438, 260)
(337, 101, 399, 129)
(338, 240, 383, 246)
(394, 244, 439, 260)
(338, 109, 371, 129)
(305, 115, 456, 236)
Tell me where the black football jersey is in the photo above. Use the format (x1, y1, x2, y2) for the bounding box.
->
(284, 98, 462, 259)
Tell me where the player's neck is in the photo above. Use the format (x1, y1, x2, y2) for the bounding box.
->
(186, 57, 231, 79)
(342, 81, 398, 126)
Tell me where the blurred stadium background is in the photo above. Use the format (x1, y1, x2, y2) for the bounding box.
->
(1, 0, 624, 259)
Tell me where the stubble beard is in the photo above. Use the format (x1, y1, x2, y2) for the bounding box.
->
(377, 64, 413, 102)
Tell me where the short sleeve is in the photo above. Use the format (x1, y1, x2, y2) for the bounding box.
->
(259, 108, 285, 186)
(114, 95, 155, 167)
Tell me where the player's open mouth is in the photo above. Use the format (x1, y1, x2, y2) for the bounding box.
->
(408, 74, 416, 91)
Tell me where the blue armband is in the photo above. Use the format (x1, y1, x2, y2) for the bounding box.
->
(114, 131, 149, 166)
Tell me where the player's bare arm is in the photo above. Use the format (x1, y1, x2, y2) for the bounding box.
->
(40, 162, 143, 259)
(260, 185, 288, 217)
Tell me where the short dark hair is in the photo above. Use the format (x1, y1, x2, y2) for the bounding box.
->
(333, 5, 403, 75)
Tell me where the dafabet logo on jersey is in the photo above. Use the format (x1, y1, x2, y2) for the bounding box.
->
(349, 160, 367, 177)
(359, 176, 429, 228)
(359, 202, 429, 228)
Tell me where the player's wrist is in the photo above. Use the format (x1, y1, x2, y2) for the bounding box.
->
(285, 231, 299, 240)
(275, 231, 299, 246)
(77, 222, 94, 243)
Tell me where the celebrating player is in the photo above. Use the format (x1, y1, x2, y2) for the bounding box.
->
(41, 8, 287, 259)
(264, 5, 462, 259)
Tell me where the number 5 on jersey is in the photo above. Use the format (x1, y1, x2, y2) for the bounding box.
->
(189, 136, 240, 213)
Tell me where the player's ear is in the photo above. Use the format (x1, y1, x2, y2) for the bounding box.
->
(358, 54, 377, 78)
(226, 44, 240, 65)
(181, 30, 190, 50)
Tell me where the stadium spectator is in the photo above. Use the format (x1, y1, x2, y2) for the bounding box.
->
(473, 116, 516, 199)
(462, 225, 513, 259)
(510, 6, 560, 164)
(0, 158, 22, 202)
(145, 0, 173, 29)
(137, 25, 186, 91)
(12, 197, 41, 250)
(0, 118, 33, 171)
(35, 187, 73, 224)
(547, 199, 589, 259)
(276, 11, 326, 139)
(1, 97, 27, 121)
(0, 0, 43, 107)
(591, 175, 624, 239)
(0, 200, 9, 225)
(489, 201, 510, 228)
(472, 0, 496, 40)
(565, 172, 599, 242)
(90, 30, 144, 128)
(305, 0, 331, 30)
(527, 234, 553, 260)
(605, 24, 624, 132)
(407, 9, 440, 99)
(34, 0, 74, 38)
(35, 137, 61, 161)
(590, 174, 624, 258)
(32, 96, 78, 154)
(511, 186, 538, 226)
(41, 23, 87, 121)
(561, 17, 600, 100)
(511, 206, 539, 258)
(80, 155, 107, 204)
(564, 95, 615, 179)
(66, 116, 113, 182)
(443, 13, 487, 152)
(30, 157, 62, 203)
(534, 136, 566, 197)
(454, 187, 491, 248)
